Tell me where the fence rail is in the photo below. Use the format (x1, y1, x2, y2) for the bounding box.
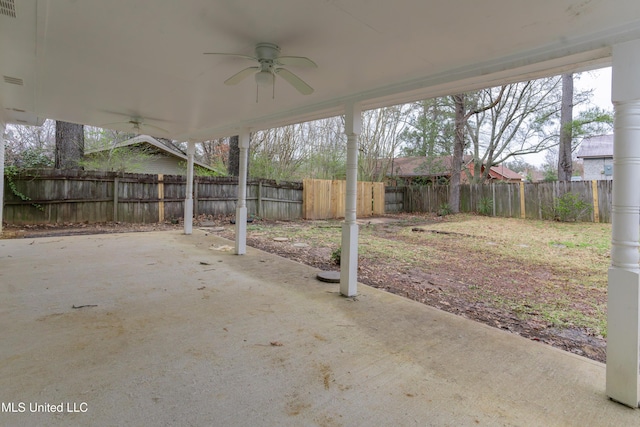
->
(3, 170, 303, 225)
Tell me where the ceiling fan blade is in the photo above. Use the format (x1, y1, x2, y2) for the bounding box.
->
(100, 122, 128, 128)
(275, 68, 314, 95)
(140, 123, 169, 134)
(224, 67, 259, 85)
(203, 53, 257, 61)
(277, 56, 317, 68)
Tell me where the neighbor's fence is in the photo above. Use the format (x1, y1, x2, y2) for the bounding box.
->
(302, 179, 385, 220)
(3, 170, 303, 225)
(389, 180, 613, 223)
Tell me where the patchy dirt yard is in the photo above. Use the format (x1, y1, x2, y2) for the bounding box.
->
(3, 213, 610, 363)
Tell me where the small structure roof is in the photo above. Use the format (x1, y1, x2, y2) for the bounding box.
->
(86, 135, 224, 174)
(576, 134, 614, 159)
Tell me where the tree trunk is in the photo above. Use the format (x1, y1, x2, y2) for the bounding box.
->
(55, 121, 84, 170)
(558, 73, 574, 181)
(227, 135, 240, 177)
(450, 94, 465, 213)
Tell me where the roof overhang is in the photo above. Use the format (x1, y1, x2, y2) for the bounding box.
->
(2, 1, 639, 140)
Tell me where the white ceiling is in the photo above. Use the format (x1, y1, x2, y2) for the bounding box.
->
(2, 0, 640, 141)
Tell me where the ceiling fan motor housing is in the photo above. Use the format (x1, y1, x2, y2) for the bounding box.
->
(255, 43, 281, 61)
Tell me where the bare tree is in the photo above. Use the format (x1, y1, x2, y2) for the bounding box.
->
(4, 120, 56, 167)
(466, 78, 563, 182)
(200, 137, 230, 172)
(359, 105, 409, 181)
(558, 73, 574, 181)
(449, 87, 506, 212)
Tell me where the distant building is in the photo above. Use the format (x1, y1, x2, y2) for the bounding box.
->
(576, 134, 613, 181)
(84, 135, 223, 176)
(377, 155, 521, 184)
(520, 168, 545, 183)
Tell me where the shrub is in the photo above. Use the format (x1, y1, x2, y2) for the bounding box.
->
(437, 203, 452, 216)
(549, 192, 592, 222)
(330, 247, 341, 265)
(477, 196, 493, 216)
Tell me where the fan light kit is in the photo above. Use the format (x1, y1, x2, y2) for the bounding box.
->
(204, 42, 316, 101)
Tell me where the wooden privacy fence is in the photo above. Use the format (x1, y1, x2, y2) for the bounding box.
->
(303, 179, 385, 220)
(393, 180, 613, 223)
(3, 170, 303, 225)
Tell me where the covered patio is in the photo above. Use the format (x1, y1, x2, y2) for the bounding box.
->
(2, 0, 640, 414)
(1, 230, 638, 426)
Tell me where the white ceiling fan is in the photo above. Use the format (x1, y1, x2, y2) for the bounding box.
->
(204, 42, 317, 97)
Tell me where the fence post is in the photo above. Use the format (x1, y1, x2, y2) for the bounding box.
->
(158, 174, 165, 223)
(194, 177, 199, 218)
(492, 183, 496, 217)
(258, 180, 263, 217)
(519, 181, 526, 219)
(113, 177, 119, 222)
(592, 180, 600, 223)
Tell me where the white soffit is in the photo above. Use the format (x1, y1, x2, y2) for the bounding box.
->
(1, 1, 639, 139)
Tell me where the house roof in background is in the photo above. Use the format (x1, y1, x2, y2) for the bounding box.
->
(576, 134, 614, 158)
(384, 156, 473, 178)
(487, 165, 522, 181)
(380, 156, 520, 180)
(87, 135, 224, 174)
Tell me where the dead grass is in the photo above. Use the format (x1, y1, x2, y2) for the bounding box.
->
(243, 213, 611, 340)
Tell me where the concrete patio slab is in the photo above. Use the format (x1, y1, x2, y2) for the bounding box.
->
(0, 230, 637, 426)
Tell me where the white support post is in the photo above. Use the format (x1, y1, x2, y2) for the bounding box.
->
(235, 131, 250, 255)
(0, 121, 5, 235)
(340, 102, 362, 297)
(607, 39, 640, 408)
(183, 141, 196, 235)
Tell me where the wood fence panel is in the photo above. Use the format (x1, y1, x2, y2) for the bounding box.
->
(384, 187, 404, 212)
(386, 180, 614, 223)
(302, 178, 383, 219)
(597, 180, 613, 223)
(4, 171, 614, 225)
(196, 178, 238, 217)
(331, 180, 345, 218)
(373, 182, 385, 215)
(258, 181, 303, 220)
(4, 172, 305, 225)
